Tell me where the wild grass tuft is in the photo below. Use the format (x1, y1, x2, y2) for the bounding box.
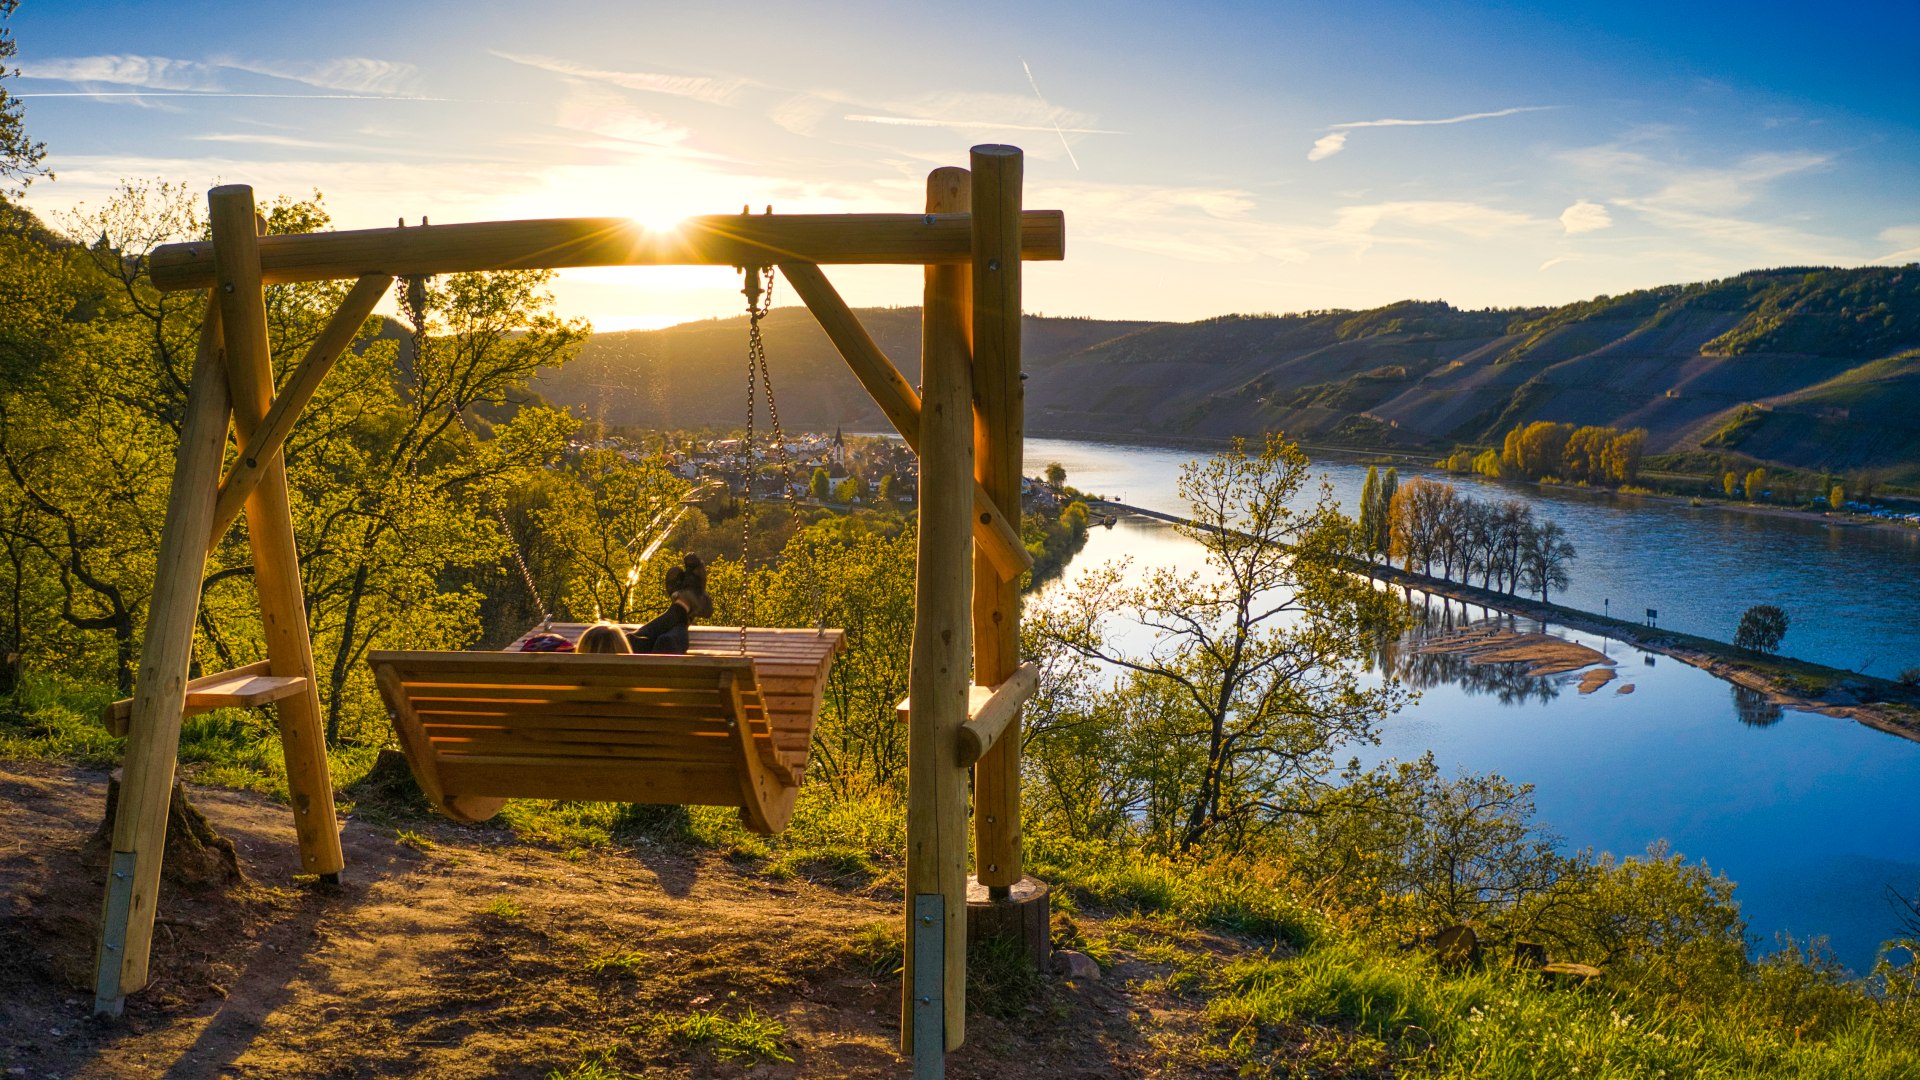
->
(478, 897, 524, 920)
(584, 950, 646, 977)
(643, 1007, 793, 1063)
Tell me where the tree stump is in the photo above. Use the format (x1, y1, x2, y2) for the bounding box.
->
(965, 874, 1049, 970)
(86, 777, 245, 889)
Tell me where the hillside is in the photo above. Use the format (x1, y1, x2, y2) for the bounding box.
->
(536, 266, 1920, 482)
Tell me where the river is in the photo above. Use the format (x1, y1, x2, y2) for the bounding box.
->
(1025, 436, 1920, 975)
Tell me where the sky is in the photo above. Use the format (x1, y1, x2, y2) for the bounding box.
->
(9, 0, 1920, 331)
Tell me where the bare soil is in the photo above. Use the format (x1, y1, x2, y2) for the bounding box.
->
(0, 762, 1242, 1079)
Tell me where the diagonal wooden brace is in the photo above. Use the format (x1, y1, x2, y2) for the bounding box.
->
(779, 261, 1031, 582)
(208, 273, 391, 550)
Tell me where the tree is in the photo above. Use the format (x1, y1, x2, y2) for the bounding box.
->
(1033, 434, 1409, 851)
(876, 473, 896, 502)
(808, 467, 830, 501)
(0, 1, 50, 198)
(1519, 519, 1576, 603)
(1723, 471, 1739, 498)
(1376, 467, 1398, 558)
(1830, 484, 1846, 510)
(1388, 477, 1456, 575)
(1734, 604, 1789, 655)
(1358, 465, 1381, 565)
(1744, 467, 1767, 503)
(833, 476, 860, 504)
(1044, 461, 1067, 487)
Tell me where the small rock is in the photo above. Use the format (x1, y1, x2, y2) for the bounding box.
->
(1053, 949, 1100, 981)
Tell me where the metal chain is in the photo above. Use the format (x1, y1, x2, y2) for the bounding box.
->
(398, 270, 552, 628)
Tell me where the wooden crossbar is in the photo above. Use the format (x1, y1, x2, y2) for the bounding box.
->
(147, 211, 1067, 291)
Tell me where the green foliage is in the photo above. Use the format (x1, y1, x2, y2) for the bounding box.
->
(1734, 604, 1790, 655)
(1704, 266, 1920, 359)
(0, 2, 48, 198)
(1498, 421, 1645, 485)
(584, 950, 646, 976)
(1044, 460, 1067, 486)
(1023, 495, 1092, 589)
(808, 466, 830, 500)
(1032, 434, 1409, 852)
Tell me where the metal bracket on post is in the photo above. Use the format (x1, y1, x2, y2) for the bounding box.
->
(93, 850, 138, 1015)
(912, 892, 945, 1080)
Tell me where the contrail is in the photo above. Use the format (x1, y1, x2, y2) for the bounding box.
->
(15, 91, 452, 101)
(1020, 57, 1079, 170)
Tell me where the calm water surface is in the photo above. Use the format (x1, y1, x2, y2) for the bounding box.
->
(1029, 437, 1920, 677)
(1029, 438, 1920, 974)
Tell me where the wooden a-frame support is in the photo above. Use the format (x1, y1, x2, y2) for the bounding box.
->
(94, 146, 1057, 1079)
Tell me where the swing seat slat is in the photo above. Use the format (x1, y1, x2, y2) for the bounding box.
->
(370, 625, 843, 833)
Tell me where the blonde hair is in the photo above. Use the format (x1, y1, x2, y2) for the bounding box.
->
(576, 622, 633, 654)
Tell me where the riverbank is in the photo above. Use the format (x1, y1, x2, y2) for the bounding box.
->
(1362, 560, 1920, 745)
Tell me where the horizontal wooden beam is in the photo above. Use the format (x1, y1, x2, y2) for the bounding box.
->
(148, 210, 1067, 292)
(779, 261, 1033, 580)
(893, 661, 1039, 766)
(208, 273, 392, 550)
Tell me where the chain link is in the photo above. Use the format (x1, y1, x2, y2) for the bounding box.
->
(398, 270, 552, 628)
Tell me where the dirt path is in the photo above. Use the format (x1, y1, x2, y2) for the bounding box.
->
(0, 763, 1239, 1079)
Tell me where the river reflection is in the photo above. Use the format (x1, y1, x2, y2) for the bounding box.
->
(1370, 596, 1561, 706)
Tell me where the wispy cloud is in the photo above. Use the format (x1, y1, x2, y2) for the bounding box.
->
(18, 54, 221, 91)
(18, 52, 442, 105)
(844, 113, 1121, 135)
(217, 57, 420, 96)
(492, 52, 750, 106)
(1559, 200, 1612, 235)
(1308, 105, 1554, 161)
(1874, 225, 1920, 265)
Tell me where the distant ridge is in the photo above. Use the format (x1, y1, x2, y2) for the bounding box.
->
(533, 265, 1920, 482)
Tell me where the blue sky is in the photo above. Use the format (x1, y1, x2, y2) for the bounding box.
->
(10, 0, 1919, 329)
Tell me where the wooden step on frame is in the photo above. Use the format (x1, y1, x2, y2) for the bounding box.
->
(103, 661, 311, 737)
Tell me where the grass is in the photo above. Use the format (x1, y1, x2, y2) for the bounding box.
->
(1206, 939, 1920, 1079)
(546, 1053, 632, 1080)
(479, 897, 524, 920)
(642, 1007, 793, 1064)
(584, 950, 646, 977)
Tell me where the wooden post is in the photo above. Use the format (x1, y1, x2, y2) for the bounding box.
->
(93, 299, 231, 1015)
(207, 186, 345, 881)
(903, 165, 973, 1064)
(969, 145, 1026, 896)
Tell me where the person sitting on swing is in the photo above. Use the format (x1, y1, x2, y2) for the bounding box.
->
(625, 553, 712, 655)
(575, 621, 632, 654)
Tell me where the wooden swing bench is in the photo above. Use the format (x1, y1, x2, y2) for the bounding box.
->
(369, 625, 844, 833)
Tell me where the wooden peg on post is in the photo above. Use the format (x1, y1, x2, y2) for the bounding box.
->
(93, 298, 231, 1015)
(903, 165, 974, 1066)
(207, 186, 345, 883)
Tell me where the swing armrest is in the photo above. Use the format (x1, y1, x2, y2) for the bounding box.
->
(103, 662, 310, 736)
(892, 662, 1040, 766)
